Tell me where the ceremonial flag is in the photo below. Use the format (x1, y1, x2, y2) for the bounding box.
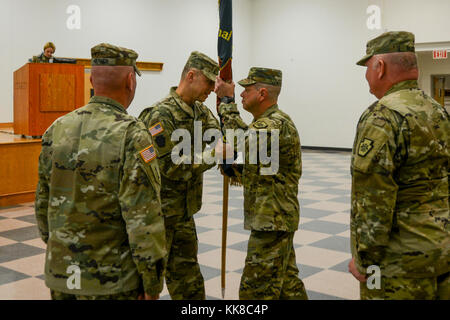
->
(218, 0, 233, 80)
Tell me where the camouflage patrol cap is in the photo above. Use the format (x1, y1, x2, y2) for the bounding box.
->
(238, 67, 282, 87)
(91, 43, 141, 76)
(44, 42, 55, 51)
(185, 51, 219, 82)
(356, 31, 415, 66)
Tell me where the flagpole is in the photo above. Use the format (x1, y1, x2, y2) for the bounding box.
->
(221, 174, 229, 299)
(217, 0, 233, 300)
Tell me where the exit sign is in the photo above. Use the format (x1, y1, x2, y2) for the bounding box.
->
(433, 50, 448, 59)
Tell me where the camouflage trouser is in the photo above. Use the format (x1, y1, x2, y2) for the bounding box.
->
(164, 215, 205, 300)
(360, 272, 450, 300)
(50, 289, 141, 300)
(239, 230, 308, 300)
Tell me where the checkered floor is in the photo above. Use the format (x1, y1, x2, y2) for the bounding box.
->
(0, 150, 359, 300)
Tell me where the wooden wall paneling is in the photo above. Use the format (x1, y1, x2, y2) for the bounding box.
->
(0, 123, 13, 129)
(84, 70, 93, 105)
(73, 58, 164, 72)
(0, 136, 41, 207)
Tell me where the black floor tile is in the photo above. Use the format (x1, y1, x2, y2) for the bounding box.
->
(0, 226, 41, 242)
(0, 266, 30, 285)
(309, 236, 350, 253)
(298, 264, 323, 279)
(15, 215, 37, 224)
(300, 220, 349, 235)
(306, 290, 346, 300)
(0, 243, 45, 263)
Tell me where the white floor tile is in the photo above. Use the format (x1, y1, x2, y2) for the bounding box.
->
(303, 201, 351, 212)
(295, 245, 351, 269)
(0, 253, 46, 277)
(293, 230, 332, 246)
(319, 212, 350, 224)
(304, 270, 359, 300)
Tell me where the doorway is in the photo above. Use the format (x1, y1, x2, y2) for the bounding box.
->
(431, 75, 450, 113)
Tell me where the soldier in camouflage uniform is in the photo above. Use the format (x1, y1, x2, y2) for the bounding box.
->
(349, 31, 450, 300)
(215, 67, 308, 300)
(35, 43, 166, 300)
(31, 42, 56, 63)
(138, 51, 221, 300)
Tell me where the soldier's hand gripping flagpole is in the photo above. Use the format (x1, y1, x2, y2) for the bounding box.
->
(217, 0, 233, 299)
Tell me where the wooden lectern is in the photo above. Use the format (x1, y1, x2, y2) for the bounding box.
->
(13, 63, 84, 136)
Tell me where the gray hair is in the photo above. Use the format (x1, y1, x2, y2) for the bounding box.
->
(254, 83, 281, 101)
(376, 52, 418, 72)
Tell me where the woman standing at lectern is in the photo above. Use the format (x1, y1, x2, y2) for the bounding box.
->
(30, 42, 55, 63)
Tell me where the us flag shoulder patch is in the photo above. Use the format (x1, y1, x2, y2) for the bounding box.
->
(140, 145, 156, 163)
(149, 122, 164, 136)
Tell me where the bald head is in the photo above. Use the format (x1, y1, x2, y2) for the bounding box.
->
(90, 66, 136, 108)
(365, 52, 419, 99)
(374, 52, 418, 73)
(91, 66, 135, 90)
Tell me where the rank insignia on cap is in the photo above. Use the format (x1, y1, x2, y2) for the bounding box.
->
(149, 122, 164, 136)
(140, 145, 156, 163)
(358, 138, 374, 157)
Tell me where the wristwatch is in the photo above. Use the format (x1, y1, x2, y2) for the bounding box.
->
(220, 96, 235, 104)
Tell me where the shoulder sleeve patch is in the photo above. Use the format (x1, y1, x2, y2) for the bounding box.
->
(154, 135, 166, 148)
(358, 138, 374, 157)
(252, 121, 268, 129)
(140, 145, 157, 163)
(149, 122, 164, 136)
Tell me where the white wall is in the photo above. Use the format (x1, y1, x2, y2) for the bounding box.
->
(0, 0, 253, 121)
(383, 0, 450, 43)
(2, 0, 450, 147)
(0, 1, 13, 123)
(249, 0, 378, 148)
(417, 52, 450, 95)
(249, 0, 450, 148)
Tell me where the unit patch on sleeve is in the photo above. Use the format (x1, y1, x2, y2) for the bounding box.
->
(140, 145, 157, 163)
(358, 138, 374, 157)
(155, 135, 166, 148)
(253, 121, 268, 129)
(149, 122, 164, 136)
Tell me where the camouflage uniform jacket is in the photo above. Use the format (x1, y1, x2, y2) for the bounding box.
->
(138, 87, 220, 218)
(35, 96, 166, 295)
(218, 103, 302, 231)
(351, 80, 450, 278)
(31, 53, 52, 63)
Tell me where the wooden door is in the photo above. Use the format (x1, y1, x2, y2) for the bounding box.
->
(433, 76, 445, 106)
